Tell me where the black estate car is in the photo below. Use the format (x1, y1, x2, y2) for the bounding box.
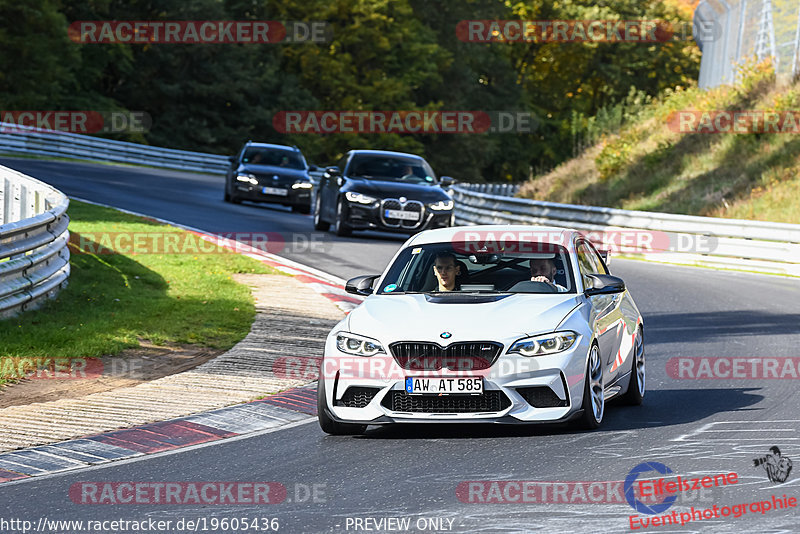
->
(313, 150, 454, 236)
(224, 142, 315, 213)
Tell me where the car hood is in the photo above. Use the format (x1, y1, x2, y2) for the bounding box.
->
(347, 179, 449, 202)
(346, 293, 581, 342)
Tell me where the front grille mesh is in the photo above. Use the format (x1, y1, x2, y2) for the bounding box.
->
(336, 387, 380, 408)
(389, 342, 503, 370)
(381, 390, 511, 413)
(380, 199, 424, 228)
(516, 386, 569, 408)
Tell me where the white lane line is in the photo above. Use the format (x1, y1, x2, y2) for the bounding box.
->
(703, 428, 796, 432)
(673, 420, 800, 442)
(0, 418, 318, 488)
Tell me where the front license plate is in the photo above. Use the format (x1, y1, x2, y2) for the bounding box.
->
(385, 209, 420, 221)
(405, 377, 483, 395)
(262, 186, 288, 196)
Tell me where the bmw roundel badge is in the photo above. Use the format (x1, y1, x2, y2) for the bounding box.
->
(440, 332, 452, 339)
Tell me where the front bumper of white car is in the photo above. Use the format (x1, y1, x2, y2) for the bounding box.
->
(320, 331, 592, 425)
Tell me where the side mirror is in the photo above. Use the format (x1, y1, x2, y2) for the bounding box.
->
(584, 274, 625, 296)
(345, 275, 381, 296)
(308, 164, 318, 172)
(325, 166, 341, 177)
(439, 176, 454, 187)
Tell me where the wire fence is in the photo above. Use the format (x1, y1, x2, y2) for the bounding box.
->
(696, 0, 800, 87)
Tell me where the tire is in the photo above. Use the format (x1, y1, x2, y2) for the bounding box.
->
(334, 198, 352, 237)
(317, 376, 367, 435)
(578, 344, 604, 430)
(621, 328, 645, 406)
(313, 195, 330, 231)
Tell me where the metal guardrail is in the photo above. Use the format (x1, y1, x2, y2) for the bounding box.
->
(0, 123, 330, 182)
(453, 183, 520, 196)
(451, 185, 800, 276)
(0, 123, 230, 174)
(0, 165, 70, 319)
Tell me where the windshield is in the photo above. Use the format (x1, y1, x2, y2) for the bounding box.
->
(346, 156, 436, 184)
(242, 148, 306, 170)
(378, 242, 576, 294)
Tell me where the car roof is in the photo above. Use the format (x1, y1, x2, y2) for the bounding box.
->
(404, 225, 582, 247)
(347, 149, 424, 160)
(245, 142, 302, 152)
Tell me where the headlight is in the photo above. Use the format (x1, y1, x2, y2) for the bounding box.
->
(428, 200, 454, 211)
(292, 182, 313, 189)
(345, 192, 377, 204)
(236, 173, 258, 185)
(336, 332, 385, 357)
(508, 332, 577, 357)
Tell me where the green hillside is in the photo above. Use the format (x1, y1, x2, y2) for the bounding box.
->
(518, 62, 800, 223)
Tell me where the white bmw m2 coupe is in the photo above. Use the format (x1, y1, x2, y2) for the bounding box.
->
(318, 225, 645, 434)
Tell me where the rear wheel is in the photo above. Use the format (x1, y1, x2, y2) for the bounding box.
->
(317, 376, 367, 435)
(622, 328, 645, 405)
(578, 344, 604, 430)
(313, 195, 330, 231)
(334, 198, 352, 237)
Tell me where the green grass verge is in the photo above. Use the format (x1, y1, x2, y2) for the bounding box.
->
(0, 200, 276, 381)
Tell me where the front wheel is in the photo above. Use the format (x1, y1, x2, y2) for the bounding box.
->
(578, 344, 604, 430)
(334, 198, 352, 237)
(621, 328, 645, 405)
(313, 195, 330, 231)
(317, 377, 367, 435)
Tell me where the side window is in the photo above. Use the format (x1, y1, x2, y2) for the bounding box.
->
(585, 242, 609, 275)
(576, 243, 596, 289)
(422, 161, 436, 180)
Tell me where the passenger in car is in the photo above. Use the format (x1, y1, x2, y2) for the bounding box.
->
(433, 252, 463, 291)
(530, 258, 568, 292)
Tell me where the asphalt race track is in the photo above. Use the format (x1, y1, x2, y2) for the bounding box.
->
(2, 157, 799, 533)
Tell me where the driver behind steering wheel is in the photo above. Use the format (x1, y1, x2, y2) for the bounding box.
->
(530, 258, 568, 292)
